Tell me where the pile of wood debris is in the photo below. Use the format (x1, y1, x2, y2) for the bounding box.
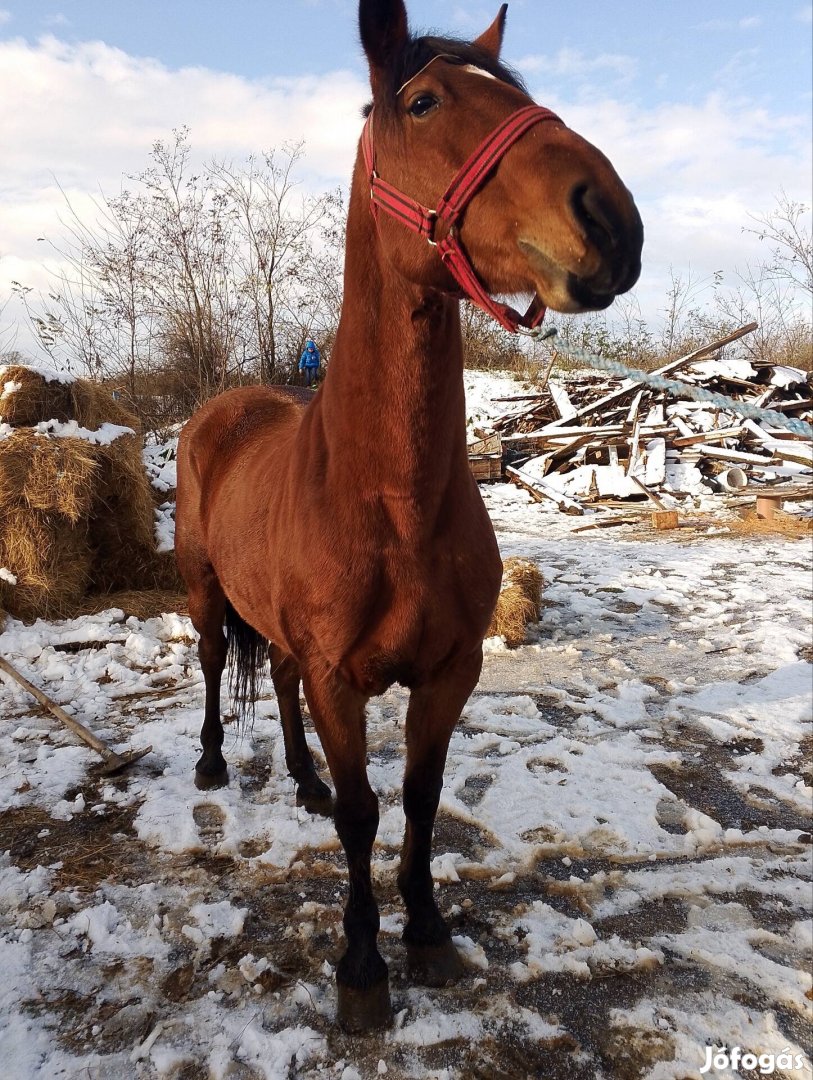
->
(467, 323, 813, 523)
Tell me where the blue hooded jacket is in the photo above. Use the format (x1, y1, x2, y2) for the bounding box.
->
(299, 340, 321, 370)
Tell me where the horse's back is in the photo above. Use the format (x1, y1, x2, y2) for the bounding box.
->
(176, 385, 308, 563)
(180, 385, 306, 477)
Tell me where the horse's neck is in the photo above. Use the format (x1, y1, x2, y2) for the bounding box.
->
(316, 195, 468, 498)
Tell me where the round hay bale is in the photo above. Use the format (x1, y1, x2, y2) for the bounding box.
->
(0, 509, 92, 621)
(0, 429, 99, 524)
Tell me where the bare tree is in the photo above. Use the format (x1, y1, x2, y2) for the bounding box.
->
(17, 130, 345, 427)
(745, 190, 813, 298)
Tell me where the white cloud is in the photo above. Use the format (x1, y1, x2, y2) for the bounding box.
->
(738, 15, 763, 29)
(0, 34, 810, 353)
(0, 35, 368, 352)
(0, 9, 12, 26)
(518, 47, 637, 85)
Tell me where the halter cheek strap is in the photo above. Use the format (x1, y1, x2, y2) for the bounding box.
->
(361, 102, 562, 333)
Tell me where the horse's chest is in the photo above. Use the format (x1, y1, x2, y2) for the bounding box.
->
(334, 561, 496, 694)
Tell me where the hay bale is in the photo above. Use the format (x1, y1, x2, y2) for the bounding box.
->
(0, 509, 92, 621)
(71, 379, 140, 432)
(488, 557, 545, 648)
(0, 364, 139, 432)
(0, 429, 99, 524)
(0, 363, 172, 620)
(89, 432, 167, 592)
(0, 365, 75, 427)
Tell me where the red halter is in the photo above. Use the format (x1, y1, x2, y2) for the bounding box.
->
(361, 101, 562, 333)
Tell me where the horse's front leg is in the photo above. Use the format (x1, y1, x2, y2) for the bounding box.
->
(398, 648, 483, 986)
(301, 668, 391, 1033)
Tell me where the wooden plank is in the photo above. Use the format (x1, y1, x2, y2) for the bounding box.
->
(691, 445, 775, 465)
(672, 426, 743, 448)
(506, 465, 585, 514)
(625, 389, 644, 426)
(630, 475, 669, 511)
(467, 432, 502, 456)
(549, 380, 577, 421)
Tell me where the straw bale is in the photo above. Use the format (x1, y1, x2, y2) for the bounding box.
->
(488, 557, 544, 648)
(0, 509, 92, 621)
(89, 432, 166, 592)
(0, 366, 75, 427)
(0, 430, 99, 524)
(0, 364, 139, 432)
(502, 556, 544, 610)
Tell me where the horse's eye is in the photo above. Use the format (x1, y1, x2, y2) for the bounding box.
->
(408, 94, 438, 118)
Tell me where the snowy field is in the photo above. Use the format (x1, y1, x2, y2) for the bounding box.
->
(1, 379, 812, 1079)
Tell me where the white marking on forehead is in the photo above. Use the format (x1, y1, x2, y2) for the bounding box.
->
(461, 65, 497, 81)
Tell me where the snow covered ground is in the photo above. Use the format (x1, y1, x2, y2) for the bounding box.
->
(0, 374, 811, 1079)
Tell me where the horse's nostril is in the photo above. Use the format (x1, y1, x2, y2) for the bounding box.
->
(570, 183, 617, 252)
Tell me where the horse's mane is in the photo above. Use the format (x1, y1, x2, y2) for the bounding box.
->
(362, 34, 528, 117)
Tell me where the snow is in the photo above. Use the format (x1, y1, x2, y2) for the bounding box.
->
(0, 370, 810, 1078)
(0, 362, 75, 385)
(0, 418, 135, 444)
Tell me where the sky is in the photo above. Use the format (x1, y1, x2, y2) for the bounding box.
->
(1, 0, 811, 355)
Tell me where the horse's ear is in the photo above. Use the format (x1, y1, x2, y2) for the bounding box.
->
(359, 0, 409, 93)
(473, 4, 508, 59)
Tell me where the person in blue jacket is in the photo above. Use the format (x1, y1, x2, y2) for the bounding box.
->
(298, 339, 321, 387)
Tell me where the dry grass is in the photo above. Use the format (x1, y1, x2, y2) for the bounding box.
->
(488, 557, 545, 648)
(77, 589, 188, 620)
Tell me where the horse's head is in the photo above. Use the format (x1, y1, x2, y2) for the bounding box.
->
(358, 0, 643, 319)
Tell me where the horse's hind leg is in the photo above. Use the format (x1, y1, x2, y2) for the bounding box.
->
(268, 644, 332, 815)
(187, 566, 229, 790)
(398, 649, 483, 986)
(301, 668, 391, 1033)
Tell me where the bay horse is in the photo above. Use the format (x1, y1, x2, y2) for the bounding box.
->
(175, 0, 643, 1032)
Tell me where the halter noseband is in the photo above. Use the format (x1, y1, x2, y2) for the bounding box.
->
(361, 83, 562, 333)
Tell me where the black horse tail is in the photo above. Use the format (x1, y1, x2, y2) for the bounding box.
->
(224, 601, 267, 726)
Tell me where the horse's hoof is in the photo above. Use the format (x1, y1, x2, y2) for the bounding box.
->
(406, 940, 463, 987)
(194, 767, 228, 790)
(336, 978, 393, 1034)
(295, 781, 334, 817)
